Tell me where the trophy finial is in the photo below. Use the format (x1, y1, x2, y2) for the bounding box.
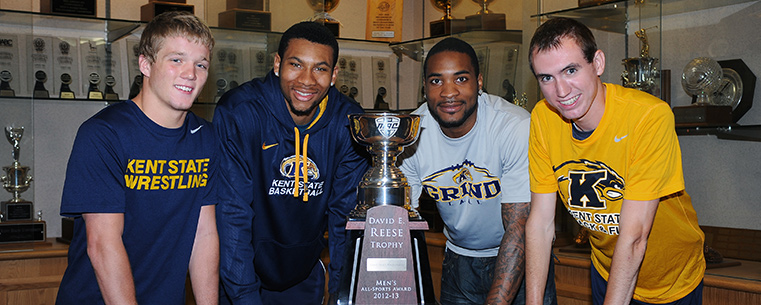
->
(5, 126, 24, 164)
(635, 28, 650, 58)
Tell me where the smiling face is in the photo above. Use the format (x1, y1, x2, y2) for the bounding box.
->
(531, 36, 606, 131)
(274, 38, 338, 125)
(424, 51, 482, 138)
(138, 36, 210, 127)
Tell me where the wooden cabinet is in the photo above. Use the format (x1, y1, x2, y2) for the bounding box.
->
(0, 239, 68, 305)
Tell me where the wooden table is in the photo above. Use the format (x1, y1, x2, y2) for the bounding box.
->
(0, 238, 69, 305)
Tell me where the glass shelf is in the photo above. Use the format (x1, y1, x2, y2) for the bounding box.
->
(390, 30, 521, 62)
(677, 125, 761, 142)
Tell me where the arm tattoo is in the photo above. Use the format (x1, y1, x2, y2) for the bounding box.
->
(486, 201, 530, 305)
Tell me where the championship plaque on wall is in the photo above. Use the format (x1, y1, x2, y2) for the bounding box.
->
(366, 0, 404, 42)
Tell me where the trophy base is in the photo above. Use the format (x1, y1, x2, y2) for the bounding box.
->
(0, 89, 15, 97)
(218, 9, 272, 31)
(430, 18, 467, 37)
(88, 91, 103, 100)
(320, 20, 340, 37)
(673, 105, 733, 127)
(33, 90, 50, 99)
(141, 1, 195, 22)
(56, 217, 75, 244)
(0, 220, 46, 243)
(465, 13, 506, 31)
(105, 93, 119, 100)
(59, 91, 75, 99)
(333, 206, 436, 305)
(1, 200, 33, 221)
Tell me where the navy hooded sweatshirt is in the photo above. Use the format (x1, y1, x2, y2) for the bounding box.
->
(213, 71, 369, 302)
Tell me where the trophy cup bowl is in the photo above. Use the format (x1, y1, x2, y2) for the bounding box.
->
(348, 113, 421, 219)
(307, 0, 341, 36)
(622, 56, 659, 93)
(2, 165, 32, 201)
(307, 0, 340, 13)
(431, 0, 461, 20)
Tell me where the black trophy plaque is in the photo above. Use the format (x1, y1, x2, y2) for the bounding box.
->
(1, 201, 33, 221)
(33, 70, 50, 98)
(41, 0, 96, 17)
(141, 0, 195, 22)
(0, 221, 46, 243)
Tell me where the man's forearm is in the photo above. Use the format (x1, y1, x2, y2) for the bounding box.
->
(603, 239, 647, 305)
(486, 202, 529, 305)
(84, 213, 138, 305)
(190, 205, 219, 305)
(525, 192, 557, 305)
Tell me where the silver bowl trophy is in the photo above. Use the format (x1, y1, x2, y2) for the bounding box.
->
(621, 28, 660, 94)
(332, 113, 436, 305)
(0, 126, 46, 243)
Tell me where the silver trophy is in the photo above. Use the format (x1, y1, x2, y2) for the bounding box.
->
(1, 126, 34, 221)
(334, 113, 436, 305)
(348, 113, 421, 219)
(622, 28, 660, 94)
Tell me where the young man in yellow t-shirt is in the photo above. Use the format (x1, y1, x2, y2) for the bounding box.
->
(524, 17, 705, 305)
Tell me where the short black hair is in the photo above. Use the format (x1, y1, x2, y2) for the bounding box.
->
(423, 37, 480, 77)
(277, 22, 339, 67)
(529, 17, 598, 75)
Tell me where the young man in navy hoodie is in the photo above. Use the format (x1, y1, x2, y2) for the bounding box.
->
(214, 22, 369, 304)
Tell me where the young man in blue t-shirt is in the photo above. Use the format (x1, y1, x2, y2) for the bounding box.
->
(56, 11, 219, 304)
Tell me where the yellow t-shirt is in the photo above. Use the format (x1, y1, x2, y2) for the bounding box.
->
(529, 83, 705, 303)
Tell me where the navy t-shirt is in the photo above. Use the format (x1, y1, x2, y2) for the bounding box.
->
(56, 100, 218, 304)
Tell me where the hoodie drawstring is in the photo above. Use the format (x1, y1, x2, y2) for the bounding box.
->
(293, 127, 310, 202)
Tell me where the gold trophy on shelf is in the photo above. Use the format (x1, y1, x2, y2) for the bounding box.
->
(465, 0, 506, 31)
(621, 27, 660, 94)
(307, 0, 341, 36)
(0, 126, 46, 243)
(430, 0, 467, 36)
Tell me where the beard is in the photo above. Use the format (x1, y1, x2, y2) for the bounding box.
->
(284, 95, 322, 118)
(429, 99, 478, 129)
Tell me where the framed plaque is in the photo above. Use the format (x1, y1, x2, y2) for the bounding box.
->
(366, 0, 404, 42)
(53, 37, 81, 98)
(41, 0, 96, 17)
